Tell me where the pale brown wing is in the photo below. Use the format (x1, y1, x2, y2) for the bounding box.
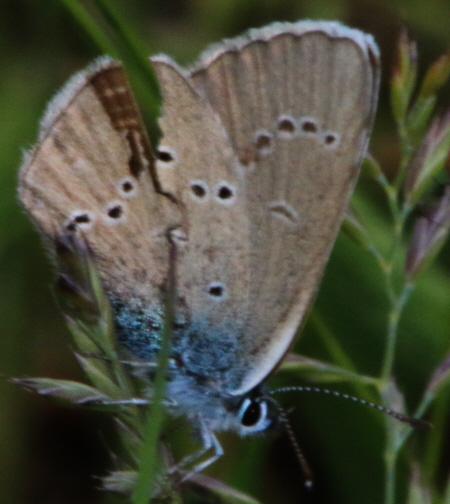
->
(18, 57, 179, 311)
(189, 21, 380, 394)
(149, 57, 251, 370)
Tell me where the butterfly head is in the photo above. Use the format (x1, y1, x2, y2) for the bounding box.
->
(235, 387, 278, 436)
(164, 369, 278, 436)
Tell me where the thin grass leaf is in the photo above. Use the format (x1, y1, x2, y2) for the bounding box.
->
(59, 0, 120, 56)
(425, 353, 450, 396)
(114, 418, 143, 466)
(362, 154, 389, 185)
(103, 470, 137, 495)
(103, 469, 183, 503)
(13, 377, 112, 405)
(342, 209, 372, 250)
(61, 0, 161, 143)
(405, 186, 450, 279)
(405, 96, 436, 145)
(92, 0, 160, 98)
(55, 234, 136, 399)
(280, 354, 378, 386)
(390, 29, 418, 125)
(405, 111, 450, 206)
(419, 51, 450, 100)
(75, 352, 126, 399)
(404, 52, 450, 145)
(65, 315, 108, 356)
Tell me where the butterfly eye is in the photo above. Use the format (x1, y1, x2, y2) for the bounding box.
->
(239, 398, 271, 433)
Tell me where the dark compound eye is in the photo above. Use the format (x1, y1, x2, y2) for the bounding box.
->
(238, 397, 271, 433)
(241, 400, 263, 427)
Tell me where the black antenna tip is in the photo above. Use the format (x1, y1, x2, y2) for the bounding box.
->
(409, 417, 432, 431)
(304, 479, 314, 490)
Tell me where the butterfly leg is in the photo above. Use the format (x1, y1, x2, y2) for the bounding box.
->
(191, 424, 224, 474)
(171, 418, 224, 478)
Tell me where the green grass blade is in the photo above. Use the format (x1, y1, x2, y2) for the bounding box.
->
(59, 0, 119, 56)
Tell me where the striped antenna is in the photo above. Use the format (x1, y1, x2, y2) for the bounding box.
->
(270, 386, 430, 430)
(264, 396, 314, 489)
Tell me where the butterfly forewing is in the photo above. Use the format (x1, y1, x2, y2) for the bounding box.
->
(149, 57, 251, 369)
(19, 58, 179, 310)
(189, 22, 380, 393)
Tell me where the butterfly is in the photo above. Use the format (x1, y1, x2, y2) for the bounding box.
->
(18, 20, 380, 474)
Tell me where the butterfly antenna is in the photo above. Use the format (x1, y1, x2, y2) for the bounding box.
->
(270, 386, 430, 430)
(264, 396, 314, 489)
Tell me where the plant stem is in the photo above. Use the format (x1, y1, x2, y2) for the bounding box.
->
(380, 282, 414, 383)
(384, 449, 397, 504)
(371, 171, 418, 503)
(132, 239, 177, 504)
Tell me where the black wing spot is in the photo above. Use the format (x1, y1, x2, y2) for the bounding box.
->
(254, 131, 273, 154)
(323, 131, 340, 148)
(277, 115, 297, 137)
(156, 146, 177, 167)
(74, 214, 90, 223)
(190, 180, 209, 201)
(108, 205, 123, 219)
(207, 282, 227, 300)
(300, 119, 318, 133)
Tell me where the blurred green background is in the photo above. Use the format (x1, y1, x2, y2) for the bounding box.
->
(1, 1, 450, 503)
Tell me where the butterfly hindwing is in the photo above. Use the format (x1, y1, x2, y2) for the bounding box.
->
(189, 22, 380, 393)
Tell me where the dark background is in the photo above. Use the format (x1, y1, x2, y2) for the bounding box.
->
(1, 1, 450, 503)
